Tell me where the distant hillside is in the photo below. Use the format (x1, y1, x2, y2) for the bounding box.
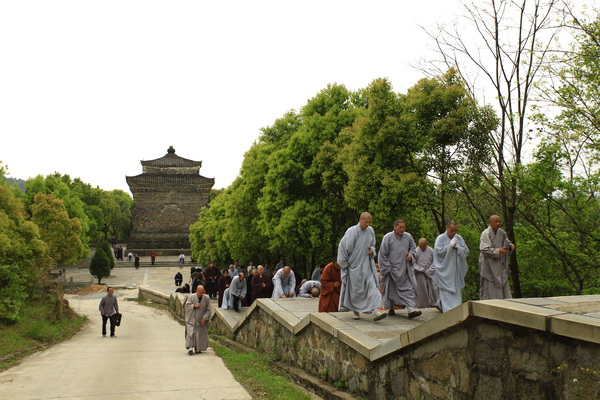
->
(5, 177, 26, 192)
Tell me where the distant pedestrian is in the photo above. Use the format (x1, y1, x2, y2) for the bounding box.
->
(99, 287, 119, 337)
(127, 252, 133, 262)
(134, 254, 140, 269)
(150, 251, 156, 265)
(203, 262, 220, 300)
(190, 269, 203, 293)
(179, 253, 185, 267)
(174, 272, 183, 286)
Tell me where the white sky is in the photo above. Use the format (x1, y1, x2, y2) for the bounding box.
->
(0, 1, 463, 193)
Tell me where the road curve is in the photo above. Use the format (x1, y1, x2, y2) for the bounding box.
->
(0, 289, 251, 400)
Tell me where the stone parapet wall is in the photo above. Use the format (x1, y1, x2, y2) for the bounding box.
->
(211, 299, 600, 399)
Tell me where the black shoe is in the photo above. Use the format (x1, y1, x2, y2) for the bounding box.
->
(408, 310, 422, 319)
(388, 309, 395, 316)
(188, 349, 193, 356)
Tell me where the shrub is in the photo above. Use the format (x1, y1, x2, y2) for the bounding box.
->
(0, 265, 28, 322)
(89, 250, 111, 284)
(96, 240, 115, 270)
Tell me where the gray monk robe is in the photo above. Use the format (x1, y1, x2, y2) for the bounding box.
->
(479, 226, 513, 300)
(379, 231, 418, 310)
(221, 275, 248, 309)
(184, 293, 211, 353)
(433, 233, 469, 313)
(337, 223, 382, 313)
(413, 245, 438, 308)
(271, 269, 296, 298)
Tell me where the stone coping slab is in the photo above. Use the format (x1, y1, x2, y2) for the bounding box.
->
(472, 299, 569, 331)
(550, 313, 600, 344)
(144, 284, 600, 362)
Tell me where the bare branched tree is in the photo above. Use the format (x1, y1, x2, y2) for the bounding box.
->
(420, 0, 566, 296)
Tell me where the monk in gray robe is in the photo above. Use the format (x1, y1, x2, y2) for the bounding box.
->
(184, 285, 211, 355)
(298, 280, 321, 298)
(337, 212, 386, 321)
(227, 273, 247, 312)
(433, 221, 469, 313)
(379, 219, 421, 318)
(413, 238, 438, 308)
(479, 215, 515, 300)
(272, 266, 296, 298)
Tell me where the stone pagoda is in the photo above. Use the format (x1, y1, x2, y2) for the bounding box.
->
(125, 146, 214, 255)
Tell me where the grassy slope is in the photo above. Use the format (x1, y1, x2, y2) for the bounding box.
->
(0, 302, 86, 371)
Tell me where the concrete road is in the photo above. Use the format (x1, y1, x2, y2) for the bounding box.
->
(0, 289, 251, 400)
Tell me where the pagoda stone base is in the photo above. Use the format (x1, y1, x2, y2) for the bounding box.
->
(126, 232, 191, 256)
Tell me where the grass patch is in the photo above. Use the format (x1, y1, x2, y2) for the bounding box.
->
(0, 300, 86, 371)
(211, 340, 312, 400)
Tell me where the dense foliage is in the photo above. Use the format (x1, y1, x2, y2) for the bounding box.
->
(0, 163, 132, 321)
(190, 9, 600, 297)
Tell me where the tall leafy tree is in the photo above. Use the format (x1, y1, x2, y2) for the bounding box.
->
(31, 193, 83, 266)
(0, 185, 51, 320)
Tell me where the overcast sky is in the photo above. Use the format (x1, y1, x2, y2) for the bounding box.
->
(1, 1, 464, 193)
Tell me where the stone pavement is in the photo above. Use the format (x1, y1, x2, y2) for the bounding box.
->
(0, 267, 252, 400)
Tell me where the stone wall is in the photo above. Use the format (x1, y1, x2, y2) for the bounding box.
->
(213, 304, 600, 399)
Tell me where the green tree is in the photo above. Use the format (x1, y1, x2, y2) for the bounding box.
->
(339, 78, 428, 238)
(96, 240, 115, 270)
(0, 185, 51, 320)
(89, 249, 111, 284)
(405, 69, 498, 232)
(31, 193, 83, 266)
(0, 265, 28, 322)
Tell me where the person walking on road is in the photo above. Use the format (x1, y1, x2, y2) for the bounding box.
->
(184, 285, 212, 355)
(99, 287, 119, 337)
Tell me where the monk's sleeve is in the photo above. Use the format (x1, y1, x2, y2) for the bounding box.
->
(290, 272, 296, 295)
(273, 274, 283, 296)
(369, 227, 377, 257)
(408, 234, 417, 258)
(251, 276, 262, 292)
(480, 229, 500, 259)
(320, 267, 335, 295)
(202, 297, 212, 321)
(457, 236, 470, 259)
(240, 281, 247, 298)
(378, 235, 392, 277)
(337, 228, 354, 269)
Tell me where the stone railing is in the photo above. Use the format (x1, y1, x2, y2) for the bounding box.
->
(210, 296, 600, 399)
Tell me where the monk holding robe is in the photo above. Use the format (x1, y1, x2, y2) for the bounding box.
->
(251, 265, 273, 302)
(184, 285, 211, 355)
(319, 261, 341, 312)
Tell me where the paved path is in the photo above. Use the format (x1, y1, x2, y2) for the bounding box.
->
(0, 288, 251, 400)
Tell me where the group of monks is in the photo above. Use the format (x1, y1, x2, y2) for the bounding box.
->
(183, 212, 515, 354)
(331, 212, 515, 321)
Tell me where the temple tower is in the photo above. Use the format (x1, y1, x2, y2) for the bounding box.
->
(125, 146, 214, 254)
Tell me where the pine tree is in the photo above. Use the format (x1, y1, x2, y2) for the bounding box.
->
(89, 250, 111, 284)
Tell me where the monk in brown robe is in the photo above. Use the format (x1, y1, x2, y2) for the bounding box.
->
(319, 261, 341, 312)
(251, 265, 273, 303)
